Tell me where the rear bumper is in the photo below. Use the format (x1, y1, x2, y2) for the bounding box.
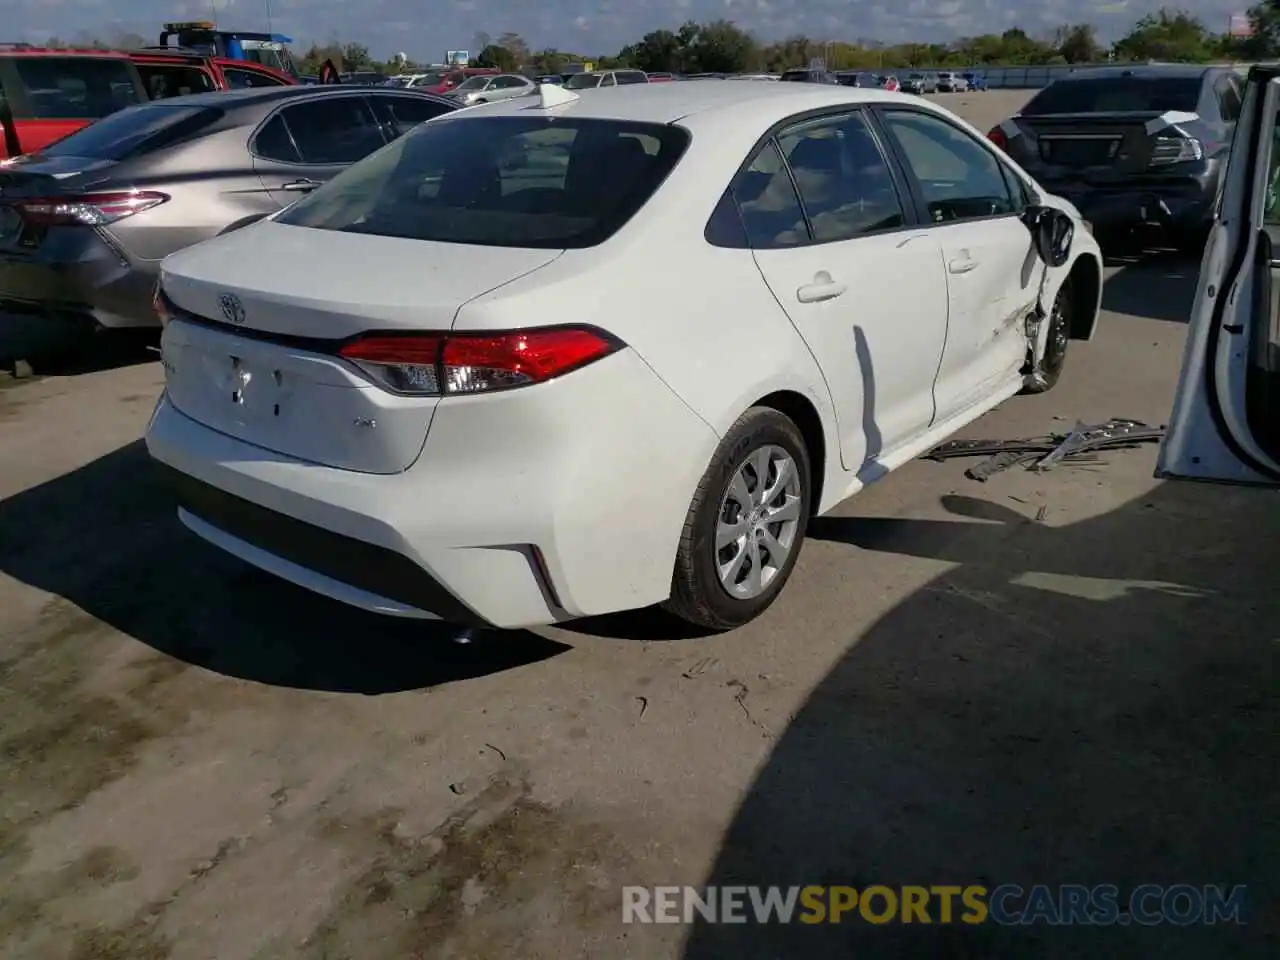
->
(0, 228, 159, 332)
(1039, 166, 1221, 235)
(144, 348, 720, 629)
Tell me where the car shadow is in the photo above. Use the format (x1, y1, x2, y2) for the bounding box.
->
(0, 441, 570, 693)
(682, 482, 1276, 958)
(0, 321, 160, 376)
(1100, 248, 1199, 325)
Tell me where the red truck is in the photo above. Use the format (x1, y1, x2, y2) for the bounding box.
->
(0, 44, 296, 158)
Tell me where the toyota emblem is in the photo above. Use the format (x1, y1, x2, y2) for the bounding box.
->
(219, 293, 246, 325)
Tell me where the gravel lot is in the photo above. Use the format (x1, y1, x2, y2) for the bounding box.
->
(0, 90, 1274, 960)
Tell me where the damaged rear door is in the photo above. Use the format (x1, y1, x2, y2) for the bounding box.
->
(1156, 66, 1280, 487)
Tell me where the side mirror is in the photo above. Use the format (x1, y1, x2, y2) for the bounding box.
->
(1021, 204, 1074, 268)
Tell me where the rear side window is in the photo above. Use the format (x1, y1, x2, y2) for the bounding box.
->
(1024, 75, 1203, 115)
(12, 57, 141, 120)
(136, 65, 216, 100)
(278, 96, 386, 164)
(36, 104, 223, 160)
(274, 116, 690, 249)
(253, 113, 299, 163)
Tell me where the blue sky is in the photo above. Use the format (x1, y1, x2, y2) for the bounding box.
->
(10, 0, 1245, 59)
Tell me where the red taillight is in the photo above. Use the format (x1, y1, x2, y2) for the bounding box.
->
(14, 190, 169, 227)
(337, 326, 621, 396)
(987, 127, 1007, 151)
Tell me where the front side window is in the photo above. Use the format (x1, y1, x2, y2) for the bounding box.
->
(224, 68, 288, 89)
(274, 116, 690, 248)
(137, 65, 216, 100)
(565, 74, 602, 90)
(13, 57, 141, 120)
(370, 95, 453, 139)
(454, 76, 490, 92)
(777, 112, 905, 242)
(880, 109, 1016, 223)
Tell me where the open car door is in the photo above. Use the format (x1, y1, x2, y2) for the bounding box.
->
(1156, 65, 1280, 487)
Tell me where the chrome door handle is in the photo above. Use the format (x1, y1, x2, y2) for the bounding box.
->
(281, 178, 321, 192)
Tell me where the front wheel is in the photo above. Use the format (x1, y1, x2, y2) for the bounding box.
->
(1021, 279, 1072, 395)
(664, 407, 811, 631)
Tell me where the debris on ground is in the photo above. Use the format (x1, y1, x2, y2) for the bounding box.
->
(925, 419, 1166, 481)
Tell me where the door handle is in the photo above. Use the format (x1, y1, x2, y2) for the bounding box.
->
(796, 278, 847, 303)
(280, 178, 321, 192)
(948, 256, 978, 274)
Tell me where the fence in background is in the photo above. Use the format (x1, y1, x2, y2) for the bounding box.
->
(970, 62, 1261, 89)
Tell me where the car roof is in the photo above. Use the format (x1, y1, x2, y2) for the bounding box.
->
(453, 81, 927, 126)
(0, 45, 131, 58)
(131, 85, 454, 111)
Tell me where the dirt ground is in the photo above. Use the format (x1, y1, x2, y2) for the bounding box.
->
(0, 90, 1274, 959)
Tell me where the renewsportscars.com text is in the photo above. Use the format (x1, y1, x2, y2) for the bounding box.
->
(622, 884, 1247, 926)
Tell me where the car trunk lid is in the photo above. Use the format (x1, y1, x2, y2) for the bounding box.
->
(1003, 110, 1197, 182)
(159, 221, 563, 474)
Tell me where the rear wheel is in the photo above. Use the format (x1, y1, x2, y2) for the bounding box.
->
(1021, 279, 1072, 394)
(664, 407, 811, 631)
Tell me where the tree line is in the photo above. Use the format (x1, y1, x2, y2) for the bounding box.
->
(36, 4, 1280, 79)
(297, 7, 1278, 78)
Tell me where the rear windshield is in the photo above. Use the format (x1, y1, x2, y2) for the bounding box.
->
(37, 104, 223, 161)
(12, 56, 141, 120)
(1023, 75, 1203, 115)
(275, 115, 690, 249)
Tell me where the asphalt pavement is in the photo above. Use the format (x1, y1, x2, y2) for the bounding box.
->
(0, 90, 1273, 959)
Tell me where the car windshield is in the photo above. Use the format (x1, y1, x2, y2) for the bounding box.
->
(1023, 75, 1203, 115)
(454, 76, 490, 91)
(564, 74, 603, 89)
(274, 115, 690, 249)
(33, 103, 223, 160)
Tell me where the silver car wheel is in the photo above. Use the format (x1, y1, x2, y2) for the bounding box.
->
(715, 444, 803, 600)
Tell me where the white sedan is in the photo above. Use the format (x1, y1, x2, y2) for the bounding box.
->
(146, 80, 1103, 631)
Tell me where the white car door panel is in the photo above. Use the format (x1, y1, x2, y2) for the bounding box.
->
(930, 217, 1036, 421)
(877, 107, 1036, 423)
(1158, 69, 1280, 486)
(736, 114, 949, 472)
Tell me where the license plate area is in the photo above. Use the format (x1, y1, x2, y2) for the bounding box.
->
(1040, 136, 1121, 167)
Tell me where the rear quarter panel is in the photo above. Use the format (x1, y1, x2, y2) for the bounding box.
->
(106, 126, 278, 261)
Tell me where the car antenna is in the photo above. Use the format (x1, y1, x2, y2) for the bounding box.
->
(531, 82, 579, 109)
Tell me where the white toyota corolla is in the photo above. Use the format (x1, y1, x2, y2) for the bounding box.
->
(146, 80, 1103, 631)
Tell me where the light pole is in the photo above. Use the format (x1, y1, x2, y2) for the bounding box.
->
(265, 0, 274, 33)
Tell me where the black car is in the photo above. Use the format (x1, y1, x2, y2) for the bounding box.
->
(779, 68, 838, 85)
(988, 65, 1243, 252)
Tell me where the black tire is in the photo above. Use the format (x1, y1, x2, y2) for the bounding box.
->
(664, 407, 812, 631)
(1021, 278, 1072, 395)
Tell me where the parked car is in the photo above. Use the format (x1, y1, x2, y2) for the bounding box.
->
(0, 44, 298, 159)
(936, 71, 968, 93)
(900, 73, 937, 95)
(962, 72, 987, 91)
(646, 72, 677, 83)
(411, 67, 499, 95)
(1156, 63, 1280, 488)
(145, 81, 1103, 632)
(0, 86, 458, 334)
(986, 64, 1243, 253)
(563, 69, 648, 89)
(339, 71, 384, 85)
(779, 68, 839, 85)
(130, 48, 296, 98)
(447, 73, 537, 105)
